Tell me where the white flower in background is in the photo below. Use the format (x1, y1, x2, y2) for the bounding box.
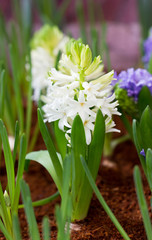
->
(30, 24, 69, 102)
(31, 47, 53, 101)
(42, 39, 120, 145)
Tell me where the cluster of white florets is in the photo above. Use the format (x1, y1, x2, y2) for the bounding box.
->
(41, 39, 120, 144)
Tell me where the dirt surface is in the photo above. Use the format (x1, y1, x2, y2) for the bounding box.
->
(0, 124, 149, 240)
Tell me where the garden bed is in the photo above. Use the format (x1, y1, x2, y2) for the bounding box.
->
(0, 121, 148, 239)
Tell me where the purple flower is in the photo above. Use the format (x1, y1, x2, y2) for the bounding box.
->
(143, 28, 152, 67)
(140, 149, 145, 157)
(114, 68, 152, 102)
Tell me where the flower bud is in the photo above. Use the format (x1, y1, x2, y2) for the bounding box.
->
(4, 190, 10, 207)
(80, 45, 92, 69)
(71, 42, 82, 65)
(85, 56, 102, 75)
(30, 24, 63, 54)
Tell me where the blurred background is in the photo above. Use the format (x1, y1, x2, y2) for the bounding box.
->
(0, 0, 151, 71)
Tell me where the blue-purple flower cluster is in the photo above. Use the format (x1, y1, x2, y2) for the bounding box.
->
(115, 68, 152, 102)
(143, 28, 152, 67)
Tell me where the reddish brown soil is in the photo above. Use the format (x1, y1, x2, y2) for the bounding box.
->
(0, 131, 149, 240)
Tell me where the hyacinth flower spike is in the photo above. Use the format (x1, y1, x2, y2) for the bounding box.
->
(26, 39, 120, 221)
(103, 67, 152, 158)
(29, 24, 69, 102)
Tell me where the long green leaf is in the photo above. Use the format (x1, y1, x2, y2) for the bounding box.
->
(26, 150, 62, 193)
(146, 149, 152, 191)
(132, 119, 147, 174)
(55, 0, 71, 26)
(0, 219, 13, 240)
(20, 180, 40, 240)
(134, 166, 152, 240)
(13, 121, 19, 164)
(140, 106, 152, 151)
(81, 156, 130, 240)
(18, 191, 59, 209)
(61, 154, 72, 221)
(9, 44, 24, 133)
(0, 120, 15, 205)
(0, 69, 5, 118)
(54, 121, 66, 160)
(137, 0, 152, 39)
(12, 214, 22, 240)
(12, 134, 27, 212)
(38, 109, 63, 190)
(76, 0, 87, 43)
(25, 51, 32, 147)
(42, 216, 50, 240)
(138, 87, 152, 118)
(71, 114, 86, 208)
(88, 109, 105, 178)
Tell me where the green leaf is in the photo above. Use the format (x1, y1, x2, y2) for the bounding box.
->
(140, 106, 152, 151)
(0, 183, 12, 234)
(134, 166, 152, 240)
(61, 154, 72, 222)
(13, 121, 19, 164)
(148, 55, 152, 74)
(26, 150, 63, 194)
(12, 214, 22, 240)
(137, 0, 152, 39)
(42, 217, 50, 240)
(138, 86, 152, 117)
(0, 219, 13, 240)
(80, 156, 130, 240)
(25, 51, 32, 147)
(132, 119, 147, 174)
(19, 191, 59, 209)
(71, 114, 86, 204)
(20, 180, 40, 240)
(76, 0, 87, 43)
(146, 148, 152, 191)
(38, 108, 63, 193)
(71, 110, 105, 221)
(88, 109, 105, 178)
(9, 44, 24, 133)
(54, 121, 66, 160)
(0, 69, 5, 119)
(12, 133, 27, 212)
(0, 120, 15, 205)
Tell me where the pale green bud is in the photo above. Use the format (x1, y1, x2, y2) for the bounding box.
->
(65, 39, 84, 65)
(85, 56, 102, 75)
(71, 42, 82, 65)
(66, 38, 82, 55)
(92, 70, 114, 89)
(66, 38, 75, 56)
(80, 45, 92, 69)
(4, 190, 10, 207)
(30, 24, 63, 54)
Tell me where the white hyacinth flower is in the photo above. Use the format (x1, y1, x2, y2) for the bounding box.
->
(31, 47, 54, 101)
(29, 24, 69, 102)
(42, 39, 120, 145)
